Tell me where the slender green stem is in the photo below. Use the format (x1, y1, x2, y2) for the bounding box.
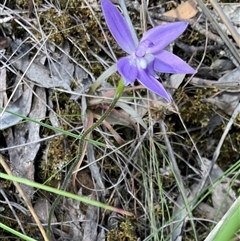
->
(47, 79, 125, 237)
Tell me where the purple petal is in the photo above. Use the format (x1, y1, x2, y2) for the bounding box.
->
(137, 68, 172, 102)
(117, 57, 138, 85)
(154, 50, 196, 74)
(101, 0, 136, 54)
(146, 61, 158, 78)
(141, 22, 188, 54)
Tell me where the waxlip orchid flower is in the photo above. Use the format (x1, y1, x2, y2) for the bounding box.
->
(101, 0, 196, 102)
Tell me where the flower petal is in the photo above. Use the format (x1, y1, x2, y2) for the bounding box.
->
(141, 22, 188, 54)
(117, 57, 138, 85)
(101, 0, 136, 54)
(137, 68, 172, 102)
(154, 50, 196, 74)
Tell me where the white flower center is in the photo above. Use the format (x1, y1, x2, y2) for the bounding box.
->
(134, 40, 154, 69)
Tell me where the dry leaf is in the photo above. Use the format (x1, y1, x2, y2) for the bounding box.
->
(199, 158, 236, 219)
(5, 86, 46, 198)
(202, 68, 240, 115)
(87, 142, 107, 195)
(0, 81, 33, 130)
(167, 74, 186, 96)
(12, 56, 72, 90)
(212, 3, 240, 36)
(163, 0, 198, 19)
(34, 198, 57, 223)
(0, 37, 10, 49)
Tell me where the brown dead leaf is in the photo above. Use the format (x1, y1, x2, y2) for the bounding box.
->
(76, 171, 94, 196)
(0, 37, 10, 49)
(163, 0, 198, 19)
(95, 106, 136, 130)
(28, 0, 34, 16)
(34, 198, 57, 224)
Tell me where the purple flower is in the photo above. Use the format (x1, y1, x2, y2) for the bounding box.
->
(101, 0, 196, 102)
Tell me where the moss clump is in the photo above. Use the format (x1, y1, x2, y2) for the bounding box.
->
(177, 88, 213, 127)
(36, 0, 104, 50)
(107, 218, 138, 241)
(51, 91, 82, 124)
(17, 0, 42, 8)
(39, 92, 80, 183)
(0, 206, 42, 240)
(40, 135, 71, 181)
(38, 9, 73, 44)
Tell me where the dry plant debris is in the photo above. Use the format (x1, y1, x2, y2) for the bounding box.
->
(0, 0, 239, 241)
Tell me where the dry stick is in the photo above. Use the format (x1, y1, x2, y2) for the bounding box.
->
(190, 77, 240, 92)
(0, 186, 25, 234)
(197, 102, 240, 195)
(176, 41, 222, 53)
(0, 154, 49, 241)
(194, 0, 240, 66)
(210, 0, 240, 46)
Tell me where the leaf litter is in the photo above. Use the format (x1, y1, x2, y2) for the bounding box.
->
(0, 0, 240, 241)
